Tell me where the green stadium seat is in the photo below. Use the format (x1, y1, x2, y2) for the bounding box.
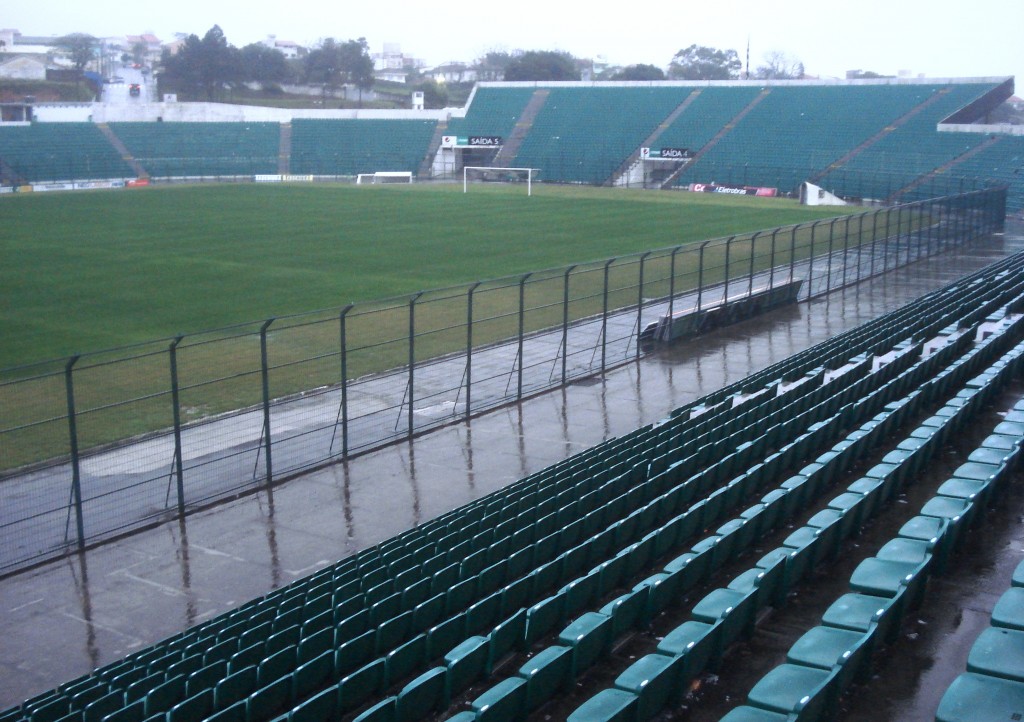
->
(352, 696, 397, 722)
(655, 621, 721, 678)
(557, 613, 613, 678)
(338, 659, 386, 715)
(966, 626, 1024, 682)
(444, 636, 489, 701)
(470, 677, 528, 722)
(786, 626, 873, 690)
(287, 683, 337, 722)
(566, 688, 639, 722)
(991, 588, 1024, 632)
(936, 673, 1024, 722)
(746, 664, 837, 719)
(396, 667, 446, 722)
(518, 645, 572, 711)
(613, 653, 684, 720)
(718, 706, 790, 721)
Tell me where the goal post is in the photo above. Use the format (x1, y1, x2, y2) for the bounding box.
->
(356, 171, 413, 185)
(463, 167, 537, 196)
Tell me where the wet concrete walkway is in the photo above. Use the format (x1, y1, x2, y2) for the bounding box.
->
(1, 226, 1022, 711)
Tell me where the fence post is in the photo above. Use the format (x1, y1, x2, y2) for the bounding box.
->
(64, 355, 86, 552)
(867, 211, 878, 278)
(697, 242, 709, 313)
(339, 304, 353, 458)
(637, 251, 651, 359)
(825, 218, 837, 293)
(856, 213, 866, 282)
(748, 232, 761, 296)
(169, 336, 185, 517)
(517, 273, 531, 400)
(883, 207, 892, 273)
(789, 225, 799, 284)
(807, 221, 820, 296)
(601, 258, 615, 372)
(561, 266, 576, 385)
(408, 292, 423, 439)
(259, 319, 274, 485)
(769, 229, 779, 290)
(841, 216, 851, 287)
(668, 245, 682, 319)
(465, 281, 481, 421)
(723, 236, 734, 304)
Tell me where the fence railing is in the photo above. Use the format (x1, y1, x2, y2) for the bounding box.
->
(0, 187, 1007, 575)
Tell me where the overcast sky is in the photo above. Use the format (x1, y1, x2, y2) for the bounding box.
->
(5, 0, 1022, 84)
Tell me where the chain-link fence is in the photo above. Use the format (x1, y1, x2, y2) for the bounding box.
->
(0, 187, 1007, 575)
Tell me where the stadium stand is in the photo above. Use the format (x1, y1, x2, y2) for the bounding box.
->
(6, 236, 1024, 721)
(942, 134, 1024, 214)
(0, 122, 134, 183)
(673, 84, 973, 195)
(507, 87, 688, 184)
(290, 119, 438, 177)
(445, 87, 537, 141)
(109, 122, 281, 179)
(1, 79, 1019, 212)
(818, 83, 1002, 201)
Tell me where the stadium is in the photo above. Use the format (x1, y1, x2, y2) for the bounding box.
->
(2, 75, 1024, 721)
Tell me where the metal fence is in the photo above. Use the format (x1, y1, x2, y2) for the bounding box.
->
(0, 187, 1007, 575)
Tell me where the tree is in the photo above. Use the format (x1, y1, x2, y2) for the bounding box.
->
(160, 25, 240, 101)
(338, 37, 375, 104)
(414, 78, 449, 109)
(131, 40, 149, 66)
(668, 44, 741, 81)
(612, 64, 666, 81)
(504, 51, 580, 81)
(755, 51, 804, 80)
(239, 43, 291, 87)
(304, 37, 374, 104)
(474, 51, 513, 81)
(56, 33, 98, 73)
(847, 69, 892, 80)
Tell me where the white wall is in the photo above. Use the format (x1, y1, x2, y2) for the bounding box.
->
(87, 101, 453, 123)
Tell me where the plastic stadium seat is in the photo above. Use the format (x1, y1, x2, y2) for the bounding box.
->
(288, 684, 337, 722)
(936, 672, 1024, 722)
(385, 634, 426, 687)
(821, 592, 903, 645)
(718, 706, 790, 721)
(746, 663, 837, 719)
(353, 695, 397, 722)
(786, 625, 873, 690)
(613, 653, 684, 720)
(444, 636, 489, 700)
(966, 626, 1024, 682)
(655, 621, 721, 678)
(991, 588, 1024, 632)
(567, 688, 639, 722)
(600, 589, 648, 640)
(558, 613, 613, 678)
(470, 676, 527, 722)
(395, 667, 446, 722)
(338, 659, 387, 715)
(518, 645, 572, 711)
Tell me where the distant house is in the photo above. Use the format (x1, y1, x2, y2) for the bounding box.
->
(430, 63, 477, 84)
(0, 54, 48, 81)
(125, 34, 163, 65)
(263, 36, 303, 59)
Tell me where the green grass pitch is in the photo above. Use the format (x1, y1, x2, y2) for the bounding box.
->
(2, 182, 854, 370)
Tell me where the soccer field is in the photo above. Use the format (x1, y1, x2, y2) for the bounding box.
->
(3, 183, 854, 370)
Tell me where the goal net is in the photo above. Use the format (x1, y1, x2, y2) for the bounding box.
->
(463, 167, 537, 196)
(356, 171, 413, 185)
